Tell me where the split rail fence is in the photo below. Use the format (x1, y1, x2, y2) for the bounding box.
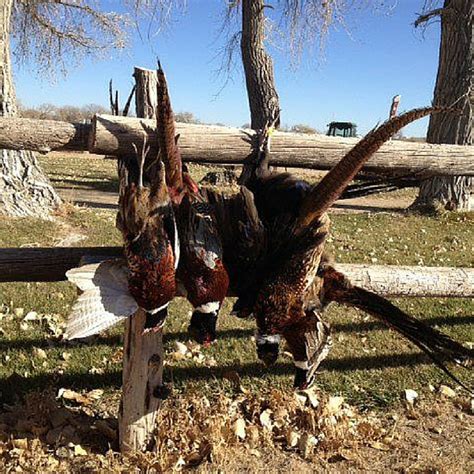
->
(1, 66, 473, 452)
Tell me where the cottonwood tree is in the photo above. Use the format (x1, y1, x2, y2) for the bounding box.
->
(220, 0, 388, 182)
(412, 0, 473, 211)
(0, 0, 129, 218)
(224, 1, 390, 131)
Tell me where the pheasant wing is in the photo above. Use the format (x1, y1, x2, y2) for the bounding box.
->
(65, 259, 138, 339)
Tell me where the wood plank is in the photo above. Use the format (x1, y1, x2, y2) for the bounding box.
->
(0, 247, 122, 282)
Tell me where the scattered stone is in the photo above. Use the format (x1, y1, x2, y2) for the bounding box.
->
(234, 418, 246, 440)
(439, 385, 456, 398)
(32, 347, 47, 359)
(404, 389, 419, 405)
(326, 396, 344, 415)
(286, 430, 300, 448)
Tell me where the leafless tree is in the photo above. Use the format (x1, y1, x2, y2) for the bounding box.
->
(0, 0, 179, 218)
(411, 0, 473, 211)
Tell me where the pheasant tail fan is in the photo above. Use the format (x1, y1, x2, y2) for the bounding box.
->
(65, 259, 138, 339)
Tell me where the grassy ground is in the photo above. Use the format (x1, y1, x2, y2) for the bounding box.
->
(0, 152, 472, 471)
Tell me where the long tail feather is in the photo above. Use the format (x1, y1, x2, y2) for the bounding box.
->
(157, 61, 183, 190)
(297, 107, 454, 230)
(322, 266, 473, 392)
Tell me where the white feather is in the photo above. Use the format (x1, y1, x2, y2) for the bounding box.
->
(66, 258, 129, 292)
(65, 259, 138, 340)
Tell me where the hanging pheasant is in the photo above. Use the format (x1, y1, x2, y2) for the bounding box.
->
(155, 63, 229, 345)
(232, 107, 473, 391)
(65, 70, 179, 339)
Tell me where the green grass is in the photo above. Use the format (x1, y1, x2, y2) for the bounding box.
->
(1, 200, 472, 410)
(39, 152, 119, 194)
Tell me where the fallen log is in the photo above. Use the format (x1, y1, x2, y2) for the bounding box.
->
(1, 247, 473, 298)
(0, 117, 89, 152)
(0, 115, 473, 176)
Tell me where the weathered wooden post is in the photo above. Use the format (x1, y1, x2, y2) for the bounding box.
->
(118, 67, 164, 453)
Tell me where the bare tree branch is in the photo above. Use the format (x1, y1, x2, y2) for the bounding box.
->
(12, 0, 129, 75)
(414, 7, 446, 27)
(123, 85, 137, 117)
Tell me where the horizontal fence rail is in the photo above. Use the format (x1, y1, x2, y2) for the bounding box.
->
(0, 247, 473, 298)
(0, 115, 473, 176)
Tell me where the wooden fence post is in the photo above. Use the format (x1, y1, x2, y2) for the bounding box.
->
(118, 67, 164, 453)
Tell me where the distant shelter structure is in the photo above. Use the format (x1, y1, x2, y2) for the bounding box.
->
(327, 121, 357, 138)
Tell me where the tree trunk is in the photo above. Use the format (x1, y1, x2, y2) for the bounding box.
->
(118, 67, 164, 454)
(0, 0, 61, 218)
(240, 0, 280, 130)
(412, 0, 473, 211)
(133, 67, 157, 119)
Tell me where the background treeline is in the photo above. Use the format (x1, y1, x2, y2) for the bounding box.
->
(18, 102, 109, 122)
(18, 102, 206, 124)
(18, 103, 322, 134)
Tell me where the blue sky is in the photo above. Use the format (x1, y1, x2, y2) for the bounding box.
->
(13, 0, 441, 137)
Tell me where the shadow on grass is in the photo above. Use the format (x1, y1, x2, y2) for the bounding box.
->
(50, 177, 118, 194)
(1, 350, 461, 404)
(331, 203, 407, 213)
(331, 314, 474, 334)
(1, 316, 471, 352)
(0, 328, 255, 351)
(73, 200, 118, 210)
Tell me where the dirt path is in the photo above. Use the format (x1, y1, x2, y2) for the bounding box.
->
(57, 185, 416, 214)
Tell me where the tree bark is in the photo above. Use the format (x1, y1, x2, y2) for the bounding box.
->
(412, 0, 473, 211)
(88, 114, 474, 176)
(118, 67, 164, 454)
(0, 117, 89, 152)
(0, 246, 122, 282)
(119, 310, 164, 453)
(336, 263, 474, 298)
(133, 67, 157, 119)
(0, 0, 61, 218)
(0, 114, 473, 176)
(240, 0, 280, 130)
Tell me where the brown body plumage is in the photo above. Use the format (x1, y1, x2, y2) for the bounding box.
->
(231, 107, 472, 390)
(117, 154, 178, 330)
(156, 63, 229, 343)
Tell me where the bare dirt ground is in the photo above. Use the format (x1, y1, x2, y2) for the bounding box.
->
(58, 187, 416, 214)
(42, 151, 417, 214)
(54, 172, 416, 215)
